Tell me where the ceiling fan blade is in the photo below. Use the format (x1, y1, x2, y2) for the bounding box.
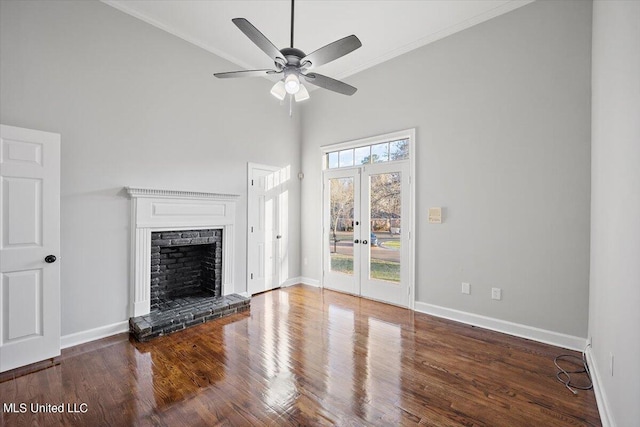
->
(302, 73, 357, 96)
(301, 35, 362, 69)
(232, 18, 286, 64)
(214, 69, 279, 79)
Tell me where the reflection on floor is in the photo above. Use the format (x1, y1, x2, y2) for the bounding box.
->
(0, 285, 601, 426)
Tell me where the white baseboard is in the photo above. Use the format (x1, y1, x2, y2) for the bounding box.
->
(586, 347, 615, 427)
(279, 276, 320, 287)
(298, 277, 320, 287)
(237, 291, 250, 298)
(60, 320, 129, 349)
(281, 277, 303, 287)
(414, 301, 586, 351)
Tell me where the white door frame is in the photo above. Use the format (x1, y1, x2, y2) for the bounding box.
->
(320, 128, 416, 309)
(0, 124, 61, 372)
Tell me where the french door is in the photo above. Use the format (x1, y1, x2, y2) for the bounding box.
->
(323, 161, 410, 307)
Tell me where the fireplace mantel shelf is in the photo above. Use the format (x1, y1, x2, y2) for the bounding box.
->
(126, 187, 240, 200)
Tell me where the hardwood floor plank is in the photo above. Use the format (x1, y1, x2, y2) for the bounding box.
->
(0, 285, 600, 426)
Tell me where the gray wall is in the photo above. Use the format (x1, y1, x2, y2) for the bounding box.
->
(0, 0, 301, 336)
(301, 0, 592, 337)
(589, 1, 640, 424)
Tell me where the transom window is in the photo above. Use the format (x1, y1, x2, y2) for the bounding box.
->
(326, 139, 409, 169)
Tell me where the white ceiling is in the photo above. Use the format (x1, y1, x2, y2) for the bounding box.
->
(103, 0, 534, 82)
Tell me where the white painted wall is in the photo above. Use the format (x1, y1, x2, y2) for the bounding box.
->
(0, 0, 301, 336)
(300, 0, 592, 338)
(589, 1, 640, 425)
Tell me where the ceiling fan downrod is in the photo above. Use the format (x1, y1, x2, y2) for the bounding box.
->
(290, 0, 295, 49)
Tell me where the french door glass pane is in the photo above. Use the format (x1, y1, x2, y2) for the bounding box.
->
(329, 177, 355, 276)
(369, 172, 401, 283)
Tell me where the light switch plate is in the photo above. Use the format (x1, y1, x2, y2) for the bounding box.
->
(461, 282, 470, 294)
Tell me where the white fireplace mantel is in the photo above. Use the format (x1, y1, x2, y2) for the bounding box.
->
(126, 187, 240, 317)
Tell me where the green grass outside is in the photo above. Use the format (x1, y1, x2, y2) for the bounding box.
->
(330, 254, 400, 282)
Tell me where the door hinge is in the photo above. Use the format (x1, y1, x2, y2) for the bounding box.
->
(408, 231, 411, 240)
(251, 226, 254, 233)
(251, 179, 254, 186)
(250, 273, 254, 280)
(408, 286, 411, 296)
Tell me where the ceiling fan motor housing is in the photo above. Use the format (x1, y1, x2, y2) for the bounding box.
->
(279, 47, 307, 68)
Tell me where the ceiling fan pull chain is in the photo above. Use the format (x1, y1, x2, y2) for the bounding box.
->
(289, 95, 293, 117)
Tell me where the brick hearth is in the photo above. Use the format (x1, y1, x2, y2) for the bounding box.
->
(129, 293, 250, 341)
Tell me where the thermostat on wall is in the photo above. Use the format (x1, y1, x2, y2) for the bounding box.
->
(428, 207, 442, 224)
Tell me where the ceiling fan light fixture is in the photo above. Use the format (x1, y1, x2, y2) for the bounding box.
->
(270, 80, 287, 100)
(295, 84, 310, 102)
(284, 73, 301, 94)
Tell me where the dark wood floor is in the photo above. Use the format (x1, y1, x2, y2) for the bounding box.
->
(0, 285, 600, 426)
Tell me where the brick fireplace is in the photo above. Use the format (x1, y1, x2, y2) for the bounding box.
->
(126, 188, 249, 341)
(151, 229, 223, 311)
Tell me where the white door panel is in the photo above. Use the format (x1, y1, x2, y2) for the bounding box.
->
(0, 124, 60, 373)
(247, 163, 285, 295)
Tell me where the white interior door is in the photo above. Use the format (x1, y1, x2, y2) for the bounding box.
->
(0, 124, 61, 373)
(323, 161, 410, 307)
(247, 163, 284, 295)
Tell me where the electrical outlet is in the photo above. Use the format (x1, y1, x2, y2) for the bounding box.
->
(461, 282, 470, 295)
(491, 287, 502, 300)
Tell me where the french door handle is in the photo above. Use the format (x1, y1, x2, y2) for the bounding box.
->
(362, 240, 368, 245)
(276, 235, 282, 239)
(354, 239, 359, 244)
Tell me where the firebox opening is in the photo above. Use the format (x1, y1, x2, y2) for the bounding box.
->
(150, 229, 222, 312)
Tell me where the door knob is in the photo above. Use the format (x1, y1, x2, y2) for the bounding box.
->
(276, 235, 282, 239)
(362, 240, 368, 245)
(45, 255, 57, 263)
(354, 239, 359, 244)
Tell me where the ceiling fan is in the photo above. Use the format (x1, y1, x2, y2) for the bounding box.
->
(214, 0, 362, 103)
